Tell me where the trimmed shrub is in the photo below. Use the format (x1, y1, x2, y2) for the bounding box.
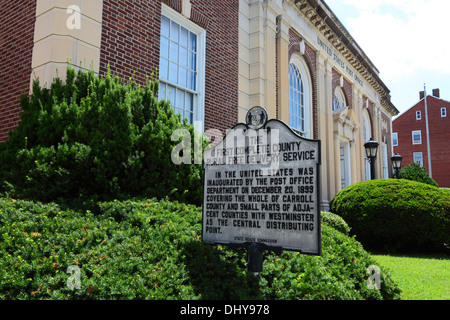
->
(330, 179, 450, 253)
(0, 66, 204, 205)
(321, 211, 351, 235)
(0, 198, 401, 300)
(399, 162, 438, 187)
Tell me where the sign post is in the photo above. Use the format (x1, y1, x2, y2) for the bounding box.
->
(203, 107, 321, 273)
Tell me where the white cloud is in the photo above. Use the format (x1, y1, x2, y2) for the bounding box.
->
(333, 0, 450, 82)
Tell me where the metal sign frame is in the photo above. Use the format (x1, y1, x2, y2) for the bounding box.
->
(202, 110, 321, 271)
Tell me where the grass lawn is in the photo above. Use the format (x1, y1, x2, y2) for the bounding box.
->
(371, 254, 450, 300)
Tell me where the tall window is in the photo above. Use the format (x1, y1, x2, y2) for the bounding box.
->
(442, 108, 447, 117)
(158, 6, 205, 131)
(414, 152, 423, 166)
(289, 54, 310, 138)
(392, 132, 398, 146)
(412, 130, 422, 145)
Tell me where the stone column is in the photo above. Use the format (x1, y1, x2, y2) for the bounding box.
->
(31, 0, 103, 88)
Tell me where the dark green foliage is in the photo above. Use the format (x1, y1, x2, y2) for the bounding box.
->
(0, 66, 204, 205)
(321, 211, 351, 235)
(0, 198, 401, 300)
(399, 162, 438, 187)
(330, 179, 450, 253)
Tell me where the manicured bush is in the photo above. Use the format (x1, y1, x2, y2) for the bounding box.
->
(0, 66, 204, 205)
(330, 179, 450, 253)
(0, 198, 401, 300)
(399, 162, 438, 187)
(321, 211, 351, 235)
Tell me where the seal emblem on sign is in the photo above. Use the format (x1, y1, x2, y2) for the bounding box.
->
(246, 106, 268, 130)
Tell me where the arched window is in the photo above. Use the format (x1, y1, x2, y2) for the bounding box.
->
(333, 87, 346, 111)
(289, 54, 311, 138)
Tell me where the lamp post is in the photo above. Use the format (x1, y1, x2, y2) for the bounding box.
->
(391, 153, 403, 179)
(364, 138, 379, 180)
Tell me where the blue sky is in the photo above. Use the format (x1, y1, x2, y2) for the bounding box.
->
(324, 0, 450, 117)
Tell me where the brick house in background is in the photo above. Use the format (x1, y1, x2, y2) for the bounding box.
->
(392, 89, 450, 187)
(0, 0, 399, 209)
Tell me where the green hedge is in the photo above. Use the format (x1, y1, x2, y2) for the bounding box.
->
(0, 198, 401, 300)
(0, 66, 204, 205)
(399, 162, 438, 187)
(330, 179, 450, 253)
(321, 211, 351, 235)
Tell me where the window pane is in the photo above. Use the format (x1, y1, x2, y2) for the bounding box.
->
(169, 62, 178, 83)
(170, 42, 179, 63)
(180, 27, 188, 47)
(170, 21, 179, 41)
(160, 36, 169, 58)
(161, 16, 170, 38)
(186, 92, 193, 113)
(176, 90, 185, 109)
(158, 82, 166, 100)
(188, 71, 196, 90)
(189, 52, 196, 71)
(190, 32, 197, 51)
(179, 67, 187, 87)
(159, 58, 168, 81)
(167, 84, 176, 105)
(179, 47, 188, 67)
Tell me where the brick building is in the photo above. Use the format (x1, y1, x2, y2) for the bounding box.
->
(0, 0, 399, 209)
(392, 89, 450, 187)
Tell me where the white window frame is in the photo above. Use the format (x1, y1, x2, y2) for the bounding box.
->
(442, 107, 447, 117)
(333, 87, 346, 111)
(159, 4, 206, 133)
(289, 53, 312, 138)
(392, 132, 398, 147)
(412, 130, 422, 145)
(413, 152, 423, 166)
(416, 111, 421, 120)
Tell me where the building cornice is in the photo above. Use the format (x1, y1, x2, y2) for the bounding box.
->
(290, 0, 399, 116)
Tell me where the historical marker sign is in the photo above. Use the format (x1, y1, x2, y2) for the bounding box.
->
(203, 113, 321, 255)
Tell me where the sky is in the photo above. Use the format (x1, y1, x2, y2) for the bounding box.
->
(324, 0, 450, 117)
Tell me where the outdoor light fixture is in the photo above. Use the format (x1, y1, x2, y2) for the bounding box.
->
(391, 153, 403, 178)
(364, 138, 379, 180)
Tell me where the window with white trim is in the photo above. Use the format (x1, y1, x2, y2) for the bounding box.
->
(442, 108, 447, 117)
(414, 152, 423, 166)
(158, 6, 205, 131)
(412, 130, 422, 145)
(416, 111, 421, 120)
(333, 87, 346, 111)
(392, 132, 398, 146)
(289, 54, 311, 138)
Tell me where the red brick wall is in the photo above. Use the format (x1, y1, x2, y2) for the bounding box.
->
(0, 1, 36, 142)
(190, 0, 239, 133)
(99, 0, 239, 133)
(99, 0, 161, 85)
(288, 29, 318, 139)
(393, 95, 450, 187)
